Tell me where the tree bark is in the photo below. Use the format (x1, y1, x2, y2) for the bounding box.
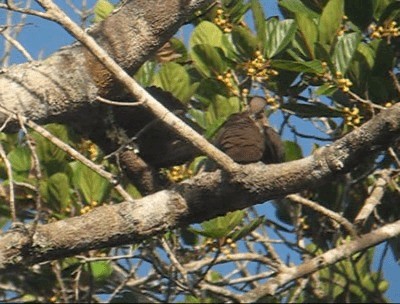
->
(0, 103, 399, 272)
(0, 0, 211, 130)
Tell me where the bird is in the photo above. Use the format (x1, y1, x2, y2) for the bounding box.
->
(129, 86, 202, 168)
(213, 96, 285, 164)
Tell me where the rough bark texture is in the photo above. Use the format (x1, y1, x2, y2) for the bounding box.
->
(0, 103, 399, 272)
(0, 0, 211, 130)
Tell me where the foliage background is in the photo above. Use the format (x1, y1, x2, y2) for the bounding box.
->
(0, 0, 399, 302)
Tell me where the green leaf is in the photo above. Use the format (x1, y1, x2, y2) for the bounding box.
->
(191, 210, 245, 239)
(226, 0, 251, 23)
(206, 95, 241, 127)
(356, 43, 375, 70)
(295, 13, 318, 58)
(279, 0, 320, 18)
(373, 0, 394, 19)
(190, 21, 225, 49)
(251, 0, 266, 49)
(152, 62, 193, 103)
(282, 102, 342, 117)
(332, 32, 361, 74)
(265, 19, 297, 58)
(271, 59, 324, 73)
(134, 61, 157, 87)
(31, 124, 70, 165)
(318, 0, 344, 46)
(93, 0, 114, 23)
(88, 261, 113, 282)
(375, 0, 400, 22)
(71, 161, 110, 203)
(47, 173, 71, 210)
(231, 25, 258, 58)
(347, 43, 375, 91)
(230, 216, 264, 241)
(315, 83, 338, 96)
(283, 141, 303, 161)
(7, 146, 31, 172)
(191, 44, 228, 77)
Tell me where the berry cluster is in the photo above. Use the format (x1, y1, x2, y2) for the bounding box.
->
(335, 71, 353, 93)
(245, 51, 278, 81)
(370, 21, 400, 39)
(343, 106, 361, 127)
(164, 165, 193, 183)
(214, 8, 232, 33)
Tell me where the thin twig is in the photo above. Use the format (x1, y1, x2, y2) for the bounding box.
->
(160, 237, 189, 286)
(389, 70, 400, 95)
(354, 171, 389, 227)
(33, 0, 240, 174)
(388, 147, 400, 168)
(286, 194, 358, 238)
(0, 106, 133, 202)
(96, 96, 145, 107)
(347, 91, 386, 110)
(0, 143, 16, 222)
(0, 30, 33, 61)
(0, 2, 51, 19)
(52, 261, 69, 303)
(17, 115, 42, 233)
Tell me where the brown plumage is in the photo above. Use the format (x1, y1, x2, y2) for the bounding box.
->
(133, 87, 202, 168)
(213, 96, 284, 164)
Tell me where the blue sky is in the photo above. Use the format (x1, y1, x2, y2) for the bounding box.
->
(0, 0, 399, 301)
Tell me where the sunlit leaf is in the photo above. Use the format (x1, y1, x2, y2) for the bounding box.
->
(87, 261, 113, 282)
(251, 0, 266, 49)
(230, 216, 264, 241)
(283, 141, 303, 161)
(93, 0, 114, 23)
(332, 32, 361, 74)
(190, 21, 224, 49)
(70, 161, 110, 203)
(191, 210, 245, 238)
(134, 61, 157, 87)
(152, 62, 193, 103)
(231, 25, 258, 58)
(191, 44, 228, 77)
(265, 18, 297, 58)
(295, 13, 318, 58)
(7, 146, 31, 172)
(315, 83, 338, 96)
(318, 0, 344, 46)
(47, 173, 71, 210)
(279, 0, 320, 18)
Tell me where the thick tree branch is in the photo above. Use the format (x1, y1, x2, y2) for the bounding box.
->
(1, 0, 239, 173)
(0, 103, 399, 272)
(238, 219, 400, 302)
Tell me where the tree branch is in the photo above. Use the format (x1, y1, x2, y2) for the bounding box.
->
(238, 219, 400, 302)
(0, 103, 399, 272)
